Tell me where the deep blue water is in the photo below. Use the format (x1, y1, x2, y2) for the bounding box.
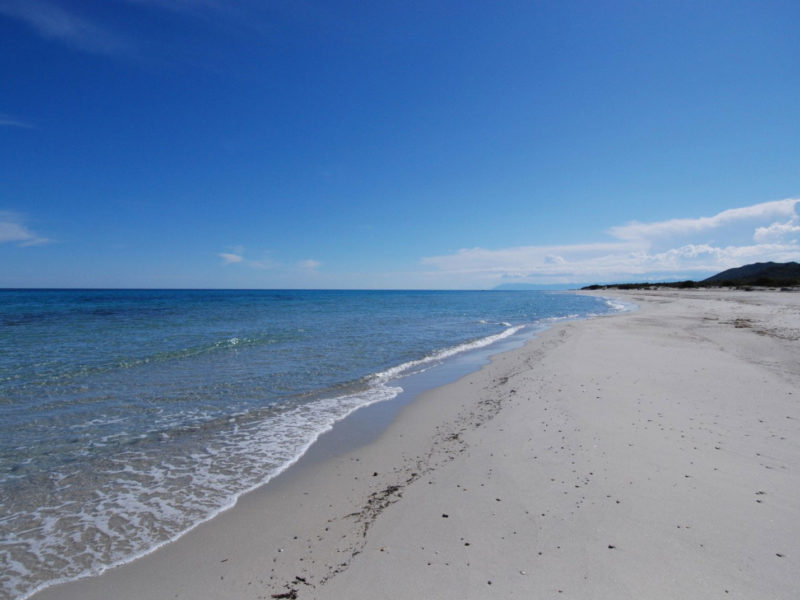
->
(0, 289, 623, 599)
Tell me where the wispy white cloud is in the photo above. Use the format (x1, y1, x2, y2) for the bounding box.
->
(217, 248, 322, 275)
(423, 242, 634, 274)
(218, 252, 243, 265)
(298, 259, 322, 270)
(217, 247, 278, 270)
(0, 0, 130, 55)
(609, 198, 799, 242)
(422, 198, 800, 285)
(0, 211, 52, 246)
(0, 113, 34, 129)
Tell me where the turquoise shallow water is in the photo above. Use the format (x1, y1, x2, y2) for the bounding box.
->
(0, 289, 622, 599)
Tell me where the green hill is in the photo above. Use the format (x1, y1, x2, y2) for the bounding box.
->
(702, 261, 800, 286)
(581, 261, 800, 290)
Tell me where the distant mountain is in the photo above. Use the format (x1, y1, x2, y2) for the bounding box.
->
(702, 261, 800, 285)
(581, 261, 800, 290)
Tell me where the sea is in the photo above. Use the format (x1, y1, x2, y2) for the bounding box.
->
(0, 289, 626, 599)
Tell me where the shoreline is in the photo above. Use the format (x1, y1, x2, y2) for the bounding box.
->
(22, 297, 598, 600)
(31, 289, 800, 599)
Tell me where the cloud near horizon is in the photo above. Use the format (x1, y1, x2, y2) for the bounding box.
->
(219, 247, 278, 269)
(218, 248, 322, 273)
(422, 198, 800, 285)
(298, 259, 322, 270)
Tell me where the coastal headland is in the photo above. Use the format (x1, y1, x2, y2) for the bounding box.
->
(32, 289, 800, 600)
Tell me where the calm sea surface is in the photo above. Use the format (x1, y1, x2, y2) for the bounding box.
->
(0, 289, 624, 599)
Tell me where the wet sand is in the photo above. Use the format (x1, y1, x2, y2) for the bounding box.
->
(32, 289, 800, 600)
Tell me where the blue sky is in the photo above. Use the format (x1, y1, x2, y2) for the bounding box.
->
(1, 0, 798, 289)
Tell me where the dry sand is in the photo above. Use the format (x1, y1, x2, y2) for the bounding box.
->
(32, 289, 800, 600)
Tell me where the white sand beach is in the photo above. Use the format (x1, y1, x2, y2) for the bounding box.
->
(32, 289, 800, 600)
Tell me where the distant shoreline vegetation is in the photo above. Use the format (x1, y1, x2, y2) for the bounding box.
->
(581, 261, 800, 291)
